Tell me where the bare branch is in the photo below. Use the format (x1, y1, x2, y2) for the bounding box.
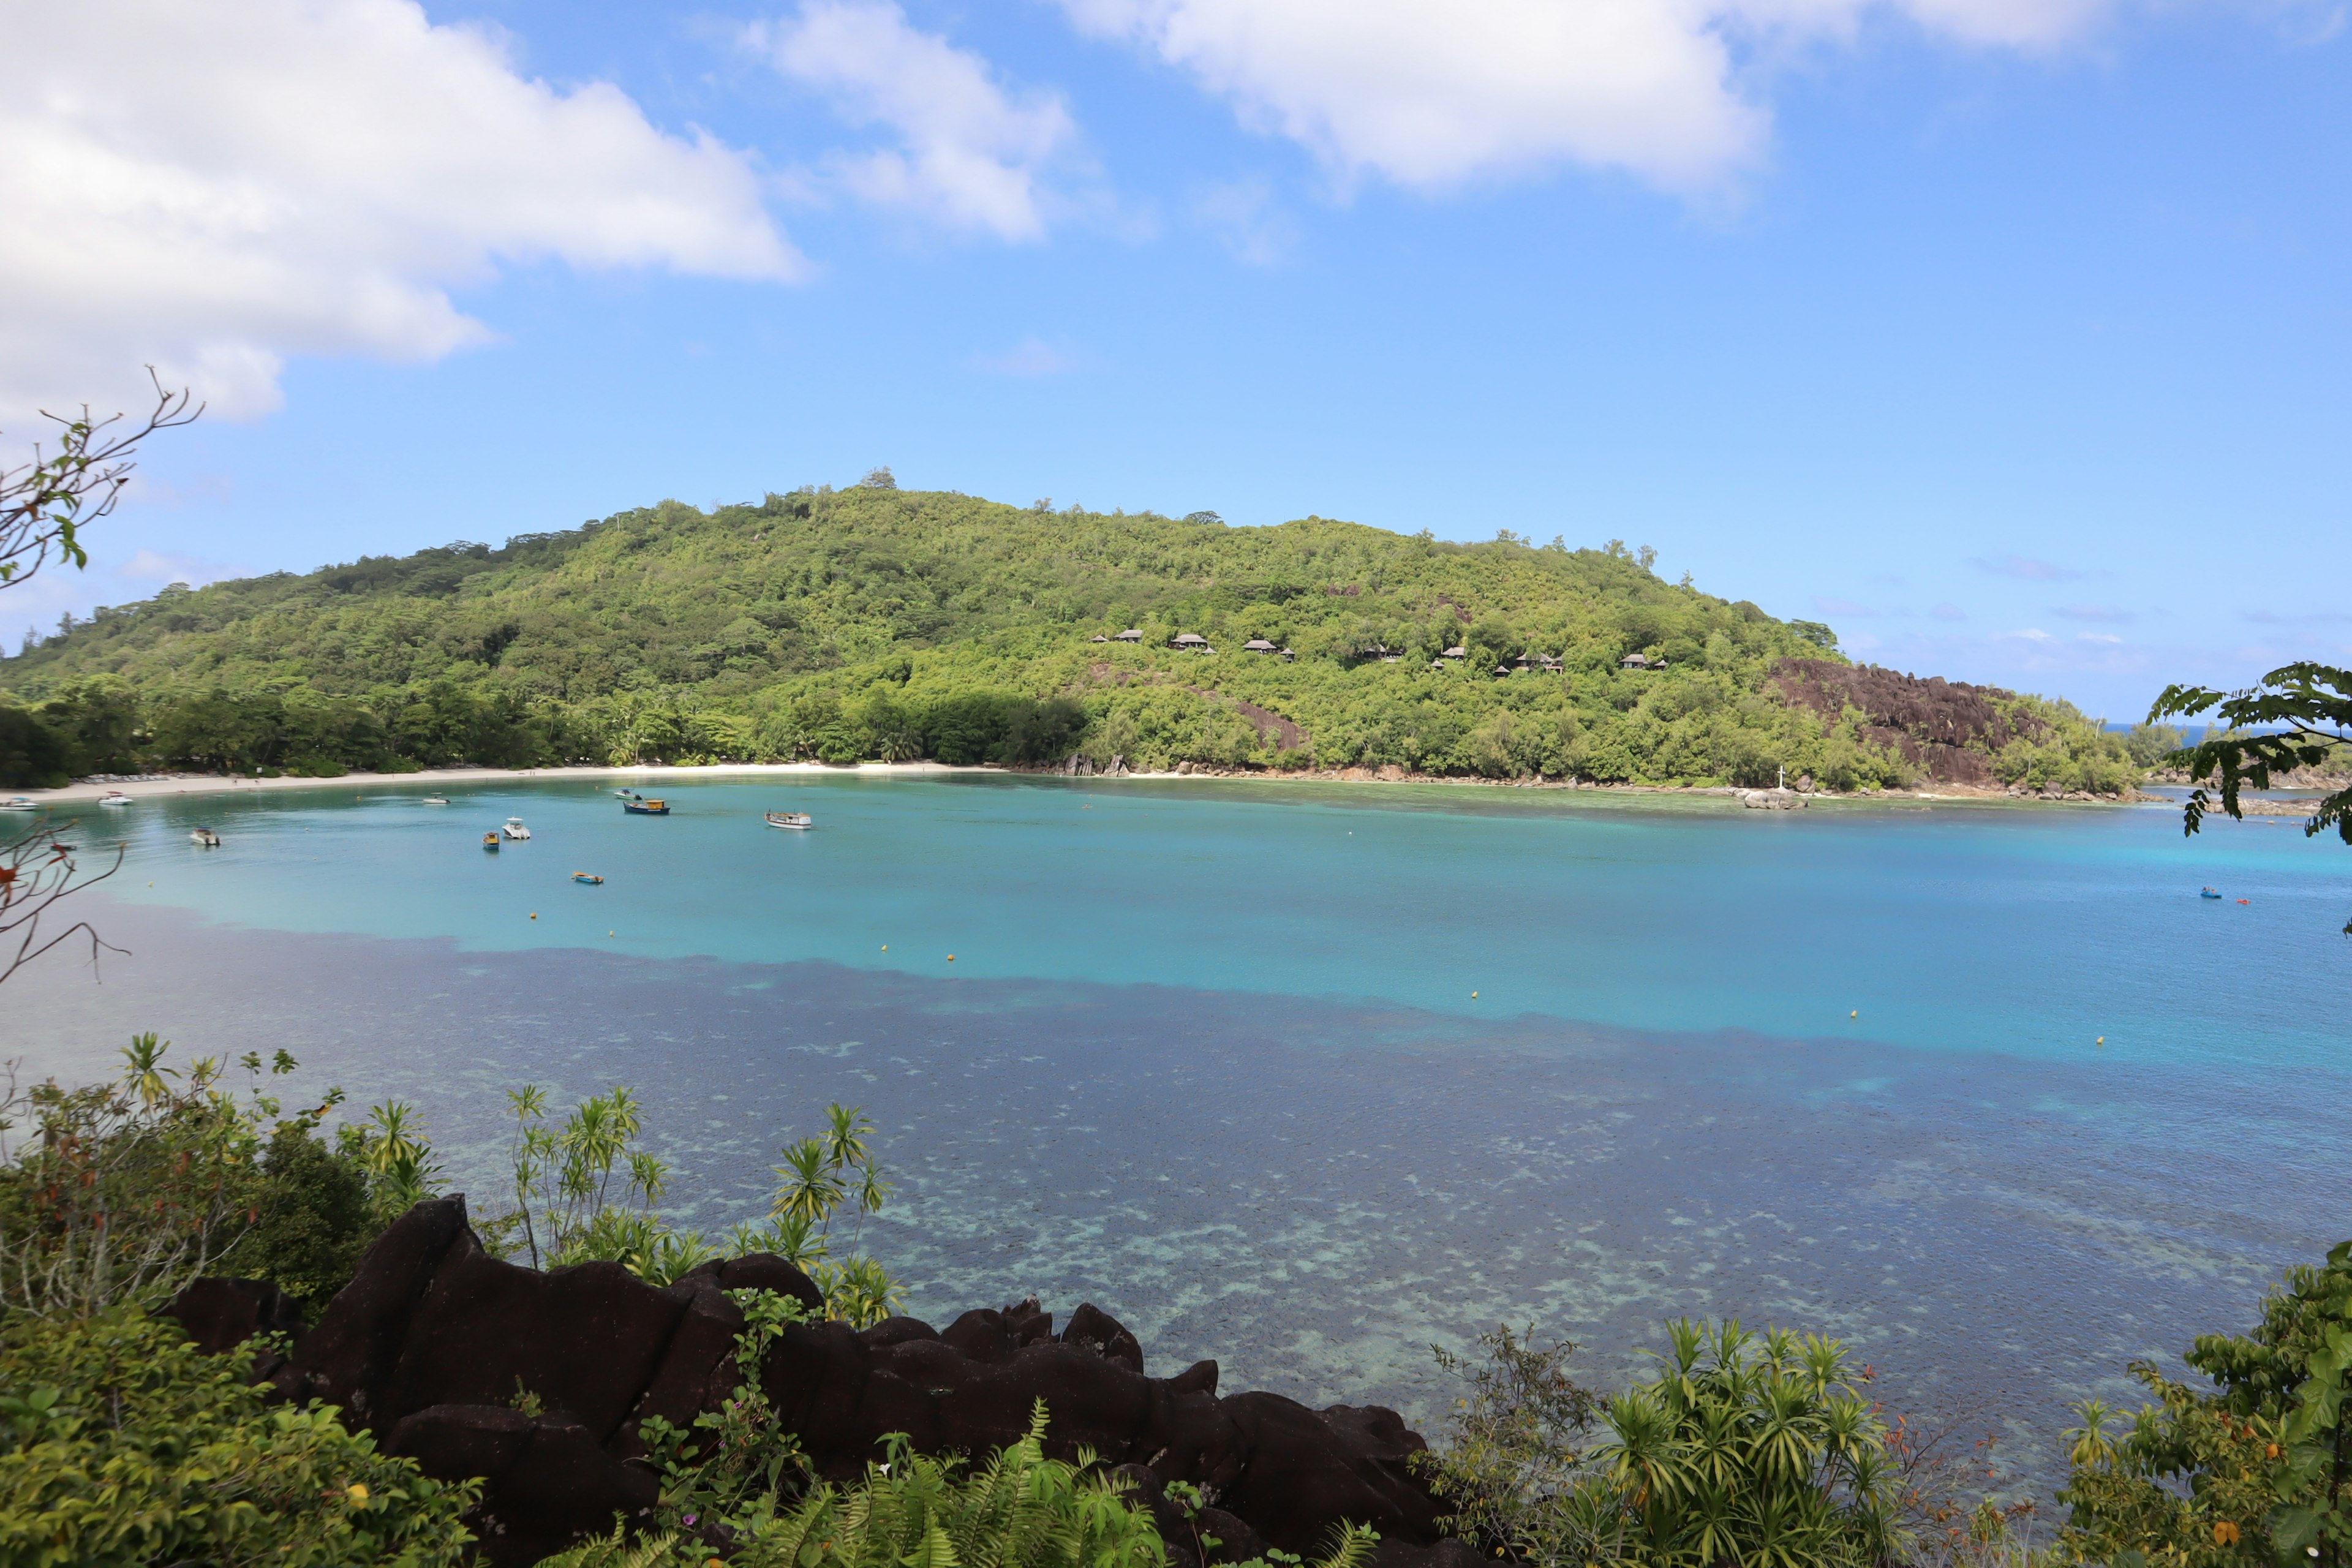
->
(1, 368, 202, 594)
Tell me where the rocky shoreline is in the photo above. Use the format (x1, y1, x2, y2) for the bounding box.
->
(170, 1197, 1469, 1568)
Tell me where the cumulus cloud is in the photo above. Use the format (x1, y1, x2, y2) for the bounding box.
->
(747, 1, 1080, 241)
(0, 0, 801, 428)
(1055, 0, 2132, 191)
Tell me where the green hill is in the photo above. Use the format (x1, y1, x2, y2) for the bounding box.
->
(0, 480, 2135, 792)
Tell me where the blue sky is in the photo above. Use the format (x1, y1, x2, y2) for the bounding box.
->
(4, 0, 2346, 720)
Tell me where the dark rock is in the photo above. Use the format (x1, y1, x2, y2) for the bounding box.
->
(377, 1237, 685, 1441)
(191, 1200, 1449, 1564)
(1216, 1393, 1441, 1556)
(940, 1307, 1018, 1364)
(161, 1276, 305, 1357)
(668, 1252, 823, 1315)
(1112, 1462, 1273, 1567)
(860, 1314, 941, 1349)
(385, 1404, 658, 1568)
(1061, 1302, 1146, 1373)
(284, 1194, 472, 1422)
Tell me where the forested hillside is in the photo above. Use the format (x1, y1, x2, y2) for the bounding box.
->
(0, 480, 2134, 791)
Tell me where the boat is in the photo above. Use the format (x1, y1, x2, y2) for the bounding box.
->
(422, 796, 450, 805)
(764, 812, 813, 831)
(482, 832, 501, 851)
(571, 872, 605, 884)
(614, 788, 642, 799)
(622, 798, 669, 816)
(97, 791, 132, 807)
(0, 797, 36, 811)
(2201, 886, 2222, 899)
(502, 817, 532, 840)
(190, 827, 221, 848)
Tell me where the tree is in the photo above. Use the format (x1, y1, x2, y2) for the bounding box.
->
(1, 372, 197, 987)
(1, 372, 198, 592)
(1182, 510, 1223, 526)
(2149, 663, 2352, 930)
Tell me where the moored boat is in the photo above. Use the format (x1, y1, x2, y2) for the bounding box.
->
(622, 798, 669, 815)
(423, 796, 450, 805)
(502, 817, 532, 840)
(571, 871, 604, 884)
(98, 791, 132, 807)
(1, 796, 36, 811)
(482, 832, 501, 851)
(190, 827, 221, 847)
(2201, 886, 2222, 899)
(764, 811, 813, 830)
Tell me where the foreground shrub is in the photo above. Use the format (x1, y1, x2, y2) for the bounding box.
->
(0, 1308, 477, 1567)
(2059, 1238, 2352, 1568)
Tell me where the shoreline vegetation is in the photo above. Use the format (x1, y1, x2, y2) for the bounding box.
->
(12, 756, 2176, 810)
(1, 484, 2165, 797)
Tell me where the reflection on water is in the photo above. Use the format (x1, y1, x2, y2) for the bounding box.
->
(12, 895, 2341, 1496)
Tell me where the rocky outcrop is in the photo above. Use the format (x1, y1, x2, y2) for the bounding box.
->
(1771, 659, 2046, 786)
(185, 1197, 1447, 1567)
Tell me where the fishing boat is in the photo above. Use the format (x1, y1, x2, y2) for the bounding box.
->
(2201, 886, 2223, 899)
(1, 797, 36, 811)
(571, 872, 605, 885)
(481, 832, 501, 851)
(502, 817, 532, 840)
(764, 811, 813, 830)
(97, 791, 132, 807)
(622, 798, 669, 816)
(422, 796, 450, 805)
(190, 827, 221, 848)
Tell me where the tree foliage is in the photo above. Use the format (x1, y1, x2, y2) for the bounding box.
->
(0, 1308, 477, 1567)
(2059, 1239, 2352, 1568)
(0, 489, 2125, 789)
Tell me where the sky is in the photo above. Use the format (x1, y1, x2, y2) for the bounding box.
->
(2, 0, 2346, 720)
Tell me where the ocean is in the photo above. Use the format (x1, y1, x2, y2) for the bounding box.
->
(10, 772, 2349, 1494)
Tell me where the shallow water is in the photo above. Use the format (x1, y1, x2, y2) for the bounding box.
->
(10, 775, 2350, 1493)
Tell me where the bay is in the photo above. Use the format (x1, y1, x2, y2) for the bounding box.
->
(10, 773, 2349, 1494)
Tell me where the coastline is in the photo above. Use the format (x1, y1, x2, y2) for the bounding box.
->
(18, 758, 2166, 809)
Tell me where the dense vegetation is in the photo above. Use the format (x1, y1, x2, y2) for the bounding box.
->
(0, 481, 2133, 791)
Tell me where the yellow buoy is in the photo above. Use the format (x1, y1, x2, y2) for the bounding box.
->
(948, 954, 957, 962)
(1850, 1010, 1858, 1019)
(609, 931, 614, 937)
(1471, 991, 1479, 999)
(2097, 1036, 2106, 1047)
(530, 913, 537, 919)
(881, 944, 888, 951)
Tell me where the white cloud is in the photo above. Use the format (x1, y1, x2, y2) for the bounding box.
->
(0, 0, 801, 427)
(1056, 0, 2136, 191)
(747, 1, 1080, 241)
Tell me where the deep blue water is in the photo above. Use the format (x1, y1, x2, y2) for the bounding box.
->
(10, 772, 2350, 1494)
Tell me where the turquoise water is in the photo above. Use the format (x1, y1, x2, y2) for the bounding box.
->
(62, 773, 2352, 1068)
(14, 772, 2352, 1491)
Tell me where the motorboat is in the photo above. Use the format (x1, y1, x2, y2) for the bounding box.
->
(0, 797, 36, 811)
(190, 827, 221, 848)
(764, 812, 813, 830)
(613, 788, 642, 799)
(2201, 886, 2222, 899)
(422, 796, 450, 805)
(622, 798, 669, 816)
(97, 791, 132, 807)
(481, 832, 501, 851)
(502, 817, 532, 840)
(571, 872, 605, 884)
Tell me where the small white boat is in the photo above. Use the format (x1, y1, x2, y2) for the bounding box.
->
(0, 797, 36, 811)
(190, 827, 221, 848)
(502, 817, 532, 840)
(764, 811, 813, 831)
(422, 796, 450, 805)
(97, 791, 132, 807)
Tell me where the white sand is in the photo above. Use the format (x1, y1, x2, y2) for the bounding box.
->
(16, 760, 983, 805)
